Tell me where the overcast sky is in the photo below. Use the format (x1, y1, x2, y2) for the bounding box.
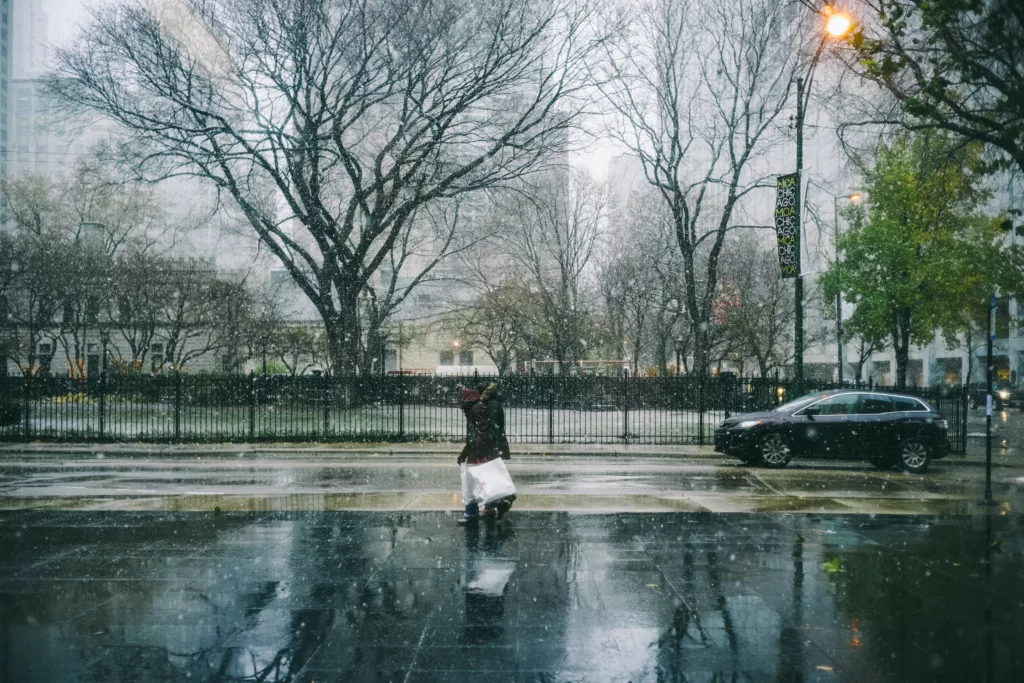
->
(42, 0, 89, 44)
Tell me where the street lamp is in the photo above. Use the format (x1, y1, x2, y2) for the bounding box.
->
(832, 191, 863, 385)
(674, 339, 683, 376)
(825, 12, 852, 38)
(792, 6, 854, 393)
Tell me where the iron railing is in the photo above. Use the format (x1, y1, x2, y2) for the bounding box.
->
(0, 372, 968, 452)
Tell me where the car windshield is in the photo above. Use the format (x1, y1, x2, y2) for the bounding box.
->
(773, 392, 828, 414)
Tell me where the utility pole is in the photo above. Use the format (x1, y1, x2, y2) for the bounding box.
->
(786, 11, 852, 395)
(793, 77, 805, 394)
(983, 294, 996, 505)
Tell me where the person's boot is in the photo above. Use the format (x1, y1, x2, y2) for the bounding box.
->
(495, 495, 516, 519)
(457, 502, 479, 524)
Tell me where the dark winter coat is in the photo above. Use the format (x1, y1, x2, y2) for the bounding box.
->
(457, 388, 498, 465)
(481, 384, 510, 460)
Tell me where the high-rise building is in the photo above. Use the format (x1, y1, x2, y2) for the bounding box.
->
(11, 0, 47, 80)
(1, 0, 12, 183)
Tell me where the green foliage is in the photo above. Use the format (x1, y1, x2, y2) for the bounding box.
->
(855, 0, 1024, 172)
(823, 556, 845, 575)
(821, 132, 1019, 386)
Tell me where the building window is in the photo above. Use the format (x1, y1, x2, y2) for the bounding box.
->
(934, 357, 963, 386)
(439, 350, 454, 366)
(459, 350, 473, 366)
(996, 297, 1010, 339)
(871, 360, 891, 386)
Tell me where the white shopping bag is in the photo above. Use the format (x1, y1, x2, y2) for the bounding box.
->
(467, 457, 517, 505)
(466, 559, 516, 596)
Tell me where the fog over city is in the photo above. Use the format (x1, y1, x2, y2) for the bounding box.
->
(2, 2, 1024, 682)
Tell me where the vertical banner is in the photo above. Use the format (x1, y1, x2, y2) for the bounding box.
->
(775, 172, 800, 278)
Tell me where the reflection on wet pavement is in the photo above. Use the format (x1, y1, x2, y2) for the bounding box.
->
(0, 510, 1021, 682)
(3, 456, 1023, 514)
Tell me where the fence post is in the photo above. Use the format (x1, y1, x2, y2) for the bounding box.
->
(397, 372, 405, 442)
(174, 371, 182, 442)
(98, 368, 107, 440)
(323, 372, 331, 438)
(22, 373, 31, 440)
(248, 372, 256, 440)
(547, 376, 554, 445)
(622, 374, 629, 443)
(960, 385, 969, 455)
(697, 375, 705, 446)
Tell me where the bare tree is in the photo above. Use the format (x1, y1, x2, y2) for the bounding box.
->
(452, 277, 534, 375)
(269, 325, 322, 375)
(620, 189, 689, 374)
(0, 168, 165, 376)
(49, 0, 609, 373)
(360, 199, 484, 376)
(849, 333, 882, 384)
(496, 169, 604, 368)
(155, 259, 250, 371)
(717, 236, 795, 376)
(598, 253, 658, 374)
(599, 0, 805, 375)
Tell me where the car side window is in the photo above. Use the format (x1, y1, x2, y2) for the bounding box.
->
(811, 394, 859, 416)
(891, 397, 926, 412)
(857, 395, 892, 415)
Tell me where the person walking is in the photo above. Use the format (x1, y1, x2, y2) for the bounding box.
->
(481, 382, 516, 519)
(457, 382, 515, 523)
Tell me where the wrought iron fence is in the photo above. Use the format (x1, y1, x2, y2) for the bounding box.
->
(0, 372, 968, 453)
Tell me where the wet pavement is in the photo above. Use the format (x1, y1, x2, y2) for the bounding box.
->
(3, 452, 1023, 681)
(2, 453, 1024, 515)
(1, 509, 1022, 682)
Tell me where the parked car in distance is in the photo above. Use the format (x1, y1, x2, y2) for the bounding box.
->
(714, 390, 950, 473)
(968, 382, 1024, 411)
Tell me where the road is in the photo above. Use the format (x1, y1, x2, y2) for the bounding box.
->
(2, 451, 1022, 514)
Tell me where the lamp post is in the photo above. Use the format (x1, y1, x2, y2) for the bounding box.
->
(674, 339, 683, 377)
(99, 324, 111, 373)
(792, 6, 853, 393)
(832, 192, 862, 385)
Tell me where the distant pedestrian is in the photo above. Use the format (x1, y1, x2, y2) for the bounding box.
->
(457, 382, 515, 523)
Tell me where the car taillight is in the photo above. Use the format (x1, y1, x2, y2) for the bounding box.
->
(934, 418, 948, 430)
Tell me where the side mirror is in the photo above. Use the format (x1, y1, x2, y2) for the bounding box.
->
(803, 406, 820, 418)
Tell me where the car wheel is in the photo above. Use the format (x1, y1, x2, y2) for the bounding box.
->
(897, 438, 931, 474)
(757, 432, 793, 468)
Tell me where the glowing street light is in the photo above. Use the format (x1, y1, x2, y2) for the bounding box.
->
(825, 11, 853, 38)
(790, 6, 857, 394)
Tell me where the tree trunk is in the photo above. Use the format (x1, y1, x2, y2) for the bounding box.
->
(690, 317, 709, 376)
(963, 329, 974, 388)
(892, 308, 912, 389)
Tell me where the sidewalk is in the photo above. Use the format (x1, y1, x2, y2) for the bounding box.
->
(0, 441, 712, 458)
(0, 438, 1018, 467)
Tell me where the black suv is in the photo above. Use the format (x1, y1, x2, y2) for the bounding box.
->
(968, 382, 1024, 411)
(714, 390, 950, 473)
